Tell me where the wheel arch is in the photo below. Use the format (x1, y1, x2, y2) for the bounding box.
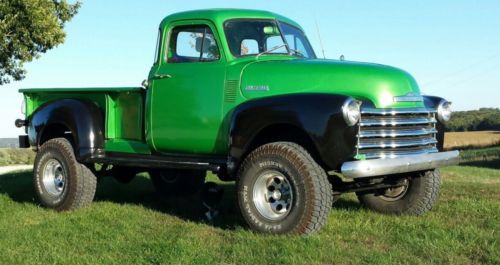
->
(228, 93, 359, 174)
(241, 123, 324, 168)
(28, 99, 105, 162)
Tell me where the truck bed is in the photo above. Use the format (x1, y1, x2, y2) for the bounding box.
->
(21, 87, 149, 154)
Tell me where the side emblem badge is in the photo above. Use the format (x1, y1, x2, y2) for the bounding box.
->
(245, 85, 269, 91)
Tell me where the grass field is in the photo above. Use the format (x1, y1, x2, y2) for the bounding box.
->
(0, 162, 498, 264)
(444, 131, 500, 150)
(0, 134, 498, 264)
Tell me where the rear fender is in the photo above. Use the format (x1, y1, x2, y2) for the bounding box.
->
(28, 99, 105, 161)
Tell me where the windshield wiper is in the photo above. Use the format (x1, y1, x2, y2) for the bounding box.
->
(288, 47, 305, 58)
(256, 44, 305, 58)
(256, 44, 288, 58)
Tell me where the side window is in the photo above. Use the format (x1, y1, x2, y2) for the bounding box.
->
(167, 25, 220, 63)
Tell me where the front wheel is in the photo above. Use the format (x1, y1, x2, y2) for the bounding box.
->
(237, 142, 333, 235)
(356, 170, 441, 215)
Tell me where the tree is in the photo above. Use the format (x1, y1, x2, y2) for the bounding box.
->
(0, 0, 80, 85)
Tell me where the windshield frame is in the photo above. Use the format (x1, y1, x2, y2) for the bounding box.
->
(223, 18, 315, 59)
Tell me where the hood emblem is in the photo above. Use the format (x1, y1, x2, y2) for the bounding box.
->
(245, 85, 269, 91)
(393, 92, 423, 102)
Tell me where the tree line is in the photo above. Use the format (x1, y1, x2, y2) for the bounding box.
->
(446, 108, 500, 132)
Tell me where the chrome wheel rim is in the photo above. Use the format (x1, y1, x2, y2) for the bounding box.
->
(42, 159, 66, 196)
(252, 170, 293, 221)
(379, 179, 409, 201)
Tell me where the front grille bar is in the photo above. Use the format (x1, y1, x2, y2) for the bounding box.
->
(358, 127, 438, 138)
(357, 136, 437, 149)
(361, 107, 437, 115)
(360, 117, 437, 127)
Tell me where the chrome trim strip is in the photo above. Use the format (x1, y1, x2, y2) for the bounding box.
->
(341, 151, 460, 178)
(359, 147, 439, 159)
(361, 108, 436, 115)
(393, 96, 424, 102)
(360, 117, 437, 126)
(358, 128, 438, 138)
(357, 137, 438, 149)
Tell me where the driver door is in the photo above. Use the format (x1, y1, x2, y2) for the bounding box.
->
(148, 21, 226, 154)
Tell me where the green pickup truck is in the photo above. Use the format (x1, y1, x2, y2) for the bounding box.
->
(15, 9, 459, 235)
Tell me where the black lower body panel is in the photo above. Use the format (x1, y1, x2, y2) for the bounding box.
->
(88, 151, 225, 172)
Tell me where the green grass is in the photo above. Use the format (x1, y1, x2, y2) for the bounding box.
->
(0, 164, 498, 265)
(0, 148, 35, 166)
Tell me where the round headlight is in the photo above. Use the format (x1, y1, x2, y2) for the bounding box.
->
(342, 98, 362, 126)
(437, 100, 452, 123)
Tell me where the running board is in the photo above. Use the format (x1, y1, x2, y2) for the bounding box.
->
(89, 152, 225, 172)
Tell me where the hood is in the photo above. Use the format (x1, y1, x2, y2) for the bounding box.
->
(240, 59, 424, 108)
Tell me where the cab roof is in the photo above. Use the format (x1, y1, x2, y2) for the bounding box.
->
(160, 9, 302, 30)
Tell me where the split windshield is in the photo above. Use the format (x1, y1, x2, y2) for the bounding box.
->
(224, 19, 316, 59)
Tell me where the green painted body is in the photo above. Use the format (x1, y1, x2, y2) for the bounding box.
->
(20, 9, 424, 156)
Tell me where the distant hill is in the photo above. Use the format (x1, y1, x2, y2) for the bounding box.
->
(447, 108, 500, 132)
(0, 138, 19, 148)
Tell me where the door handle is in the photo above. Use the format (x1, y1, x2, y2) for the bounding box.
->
(153, 74, 172, 80)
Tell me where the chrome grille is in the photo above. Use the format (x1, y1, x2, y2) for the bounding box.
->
(357, 108, 438, 159)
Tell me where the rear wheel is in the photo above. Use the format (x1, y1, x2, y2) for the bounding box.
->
(33, 138, 97, 211)
(356, 170, 441, 215)
(237, 142, 333, 235)
(150, 169, 206, 197)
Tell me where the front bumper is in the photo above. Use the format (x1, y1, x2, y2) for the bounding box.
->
(341, 151, 460, 178)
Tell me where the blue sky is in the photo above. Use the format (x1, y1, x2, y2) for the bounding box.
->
(2, 0, 499, 137)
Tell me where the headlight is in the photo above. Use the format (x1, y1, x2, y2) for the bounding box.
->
(437, 100, 452, 123)
(342, 98, 362, 126)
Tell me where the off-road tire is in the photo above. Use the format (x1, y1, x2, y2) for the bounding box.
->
(237, 142, 333, 235)
(357, 169, 441, 215)
(33, 138, 97, 211)
(150, 169, 206, 197)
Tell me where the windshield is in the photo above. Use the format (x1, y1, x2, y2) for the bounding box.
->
(224, 19, 316, 59)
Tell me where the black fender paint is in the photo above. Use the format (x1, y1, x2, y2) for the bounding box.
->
(229, 93, 358, 172)
(423, 95, 447, 151)
(27, 99, 105, 161)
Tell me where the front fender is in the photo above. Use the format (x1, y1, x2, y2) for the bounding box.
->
(229, 93, 358, 170)
(28, 99, 105, 161)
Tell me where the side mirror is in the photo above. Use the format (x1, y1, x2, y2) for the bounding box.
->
(195, 37, 212, 53)
(141, 79, 149, 89)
